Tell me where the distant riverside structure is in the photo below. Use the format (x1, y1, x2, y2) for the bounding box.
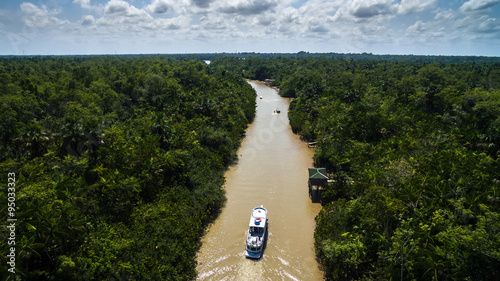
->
(264, 79, 275, 85)
(308, 168, 328, 203)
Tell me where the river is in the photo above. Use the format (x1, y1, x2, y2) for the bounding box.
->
(196, 80, 324, 280)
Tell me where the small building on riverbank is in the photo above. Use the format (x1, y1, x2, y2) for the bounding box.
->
(308, 168, 328, 203)
(264, 78, 275, 85)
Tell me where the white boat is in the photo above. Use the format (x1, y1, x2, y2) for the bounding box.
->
(245, 206, 268, 259)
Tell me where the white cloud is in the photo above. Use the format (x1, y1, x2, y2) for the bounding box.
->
(280, 7, 300, 24)
(146, 0, 174, 14)
(155, 15, 191, 30)
(348, 0, 395, 19)
(404, 14, 461, 43)
(460, 0, 500, 13)
(199, 14, 229, 30)
(271, 6, 301, 36)
(250, 14, 273, 26)
(307, 23, 328, 33)
(217, 0, 279, 15)
(104, 1, 151, 19)
(434, 9, 456, 22)
(476, 17, 500, 33)
(81, 15, 96, 25)
(406, 20, 430, 35)
(1, 0, 498, 55)
(452, 14, 500, 37)
(191, 0, 214, 9)
(315, 0, 397, 23)
(73, 0, 91, 9)
(96, 0, 154, 31)
(104, 0, 130, 14)
(396, 0, 436, 14)
(20, 2, 68, 28)
(73, 0, 104, 13)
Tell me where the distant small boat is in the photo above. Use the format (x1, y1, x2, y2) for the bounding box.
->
(259, 96, 263, 99)
(245, 206, 268, 259)
(275, 108, 281, 114)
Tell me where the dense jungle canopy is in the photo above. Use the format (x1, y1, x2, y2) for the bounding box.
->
(0, 56, 255, 280)
(1, 54, 500, 280)
(211, 56, 500, 280)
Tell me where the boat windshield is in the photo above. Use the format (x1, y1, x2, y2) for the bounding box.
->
(250, 227, 264, 234)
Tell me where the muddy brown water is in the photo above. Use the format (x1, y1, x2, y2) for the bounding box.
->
(196, 81, 324, 280)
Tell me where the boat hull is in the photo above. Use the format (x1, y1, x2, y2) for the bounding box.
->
(245, 206, 268, 259)
(245, 249, 263, 259)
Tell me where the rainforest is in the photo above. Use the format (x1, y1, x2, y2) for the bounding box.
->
(1, 54, 500, 280)
(213, 56, 500, 280)
(0, 56, 255, 280)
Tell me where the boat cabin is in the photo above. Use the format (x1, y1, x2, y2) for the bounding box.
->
(245, 206, 268, 258)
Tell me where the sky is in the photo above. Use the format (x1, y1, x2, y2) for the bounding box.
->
(0, 0, 499, 56)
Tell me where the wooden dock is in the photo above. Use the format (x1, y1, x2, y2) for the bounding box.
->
(308, 184, 323, 203)
(307, 142, 317, 148)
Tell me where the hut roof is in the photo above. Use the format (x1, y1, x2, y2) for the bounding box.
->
(308, 168, 328, 179)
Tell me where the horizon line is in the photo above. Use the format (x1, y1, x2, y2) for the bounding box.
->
(1, 51, 499, 58)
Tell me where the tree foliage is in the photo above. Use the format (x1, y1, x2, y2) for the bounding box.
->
(2, 54, 499, 280)
(214, 56, 500, 280)
(0, 56, 255, 280)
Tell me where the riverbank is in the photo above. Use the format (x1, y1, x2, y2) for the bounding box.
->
(196, 80, 324, 280)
